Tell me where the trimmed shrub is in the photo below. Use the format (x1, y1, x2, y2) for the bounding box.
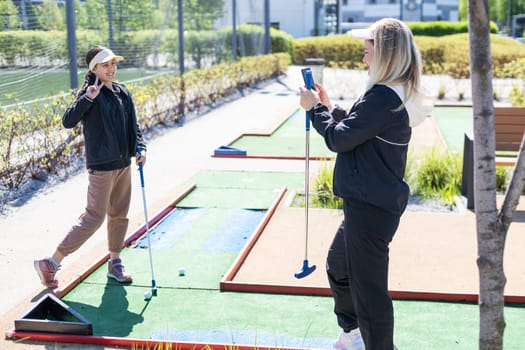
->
(293, 34, 366, 69)
(408, 21, 498, 36)
(292, 32, 525, 78)
(0, 27, 293, 69)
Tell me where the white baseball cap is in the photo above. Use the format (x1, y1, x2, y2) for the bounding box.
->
(88, 48, 124, 71)
(349, 26, 375, 40)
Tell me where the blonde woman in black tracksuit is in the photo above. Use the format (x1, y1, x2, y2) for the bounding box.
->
(34, 45, 147, 289)
(300, 18, 433, 350)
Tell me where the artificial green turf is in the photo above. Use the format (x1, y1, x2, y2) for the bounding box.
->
(177, 188, 282, 209)
(430, 106, 519, 157)
(63, 281, 525, 349)
(394, 301, 525, 349)
(64, 286, 337, 343)
(178, 170, 305, 209)
(431, 106, 473, 151)
(230, 110, 335, 158)
(59, 169, 525, 349)
(186, 170, 305, 190)
(83, 208, 242, 291)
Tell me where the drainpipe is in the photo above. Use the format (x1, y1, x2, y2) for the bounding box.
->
(66, 0, 78, 89)
(264, 0, 270, 54)
(107, 0, 114, 50)
(232, 0, 237, 61)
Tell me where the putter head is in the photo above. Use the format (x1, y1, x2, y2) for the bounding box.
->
(294, 259, 316, 279)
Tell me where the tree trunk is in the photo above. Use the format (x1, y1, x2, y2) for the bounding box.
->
(467, 0, 506, 349)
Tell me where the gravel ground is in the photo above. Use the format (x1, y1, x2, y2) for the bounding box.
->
(406, 195, 464, 213)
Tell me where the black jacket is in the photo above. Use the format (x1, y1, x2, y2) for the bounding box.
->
(63, 81, 146, 169)
(310, 84, 411, 215)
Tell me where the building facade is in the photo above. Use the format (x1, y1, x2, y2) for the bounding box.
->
(341, 0, 459, 23)
(218, 0, 459, 38)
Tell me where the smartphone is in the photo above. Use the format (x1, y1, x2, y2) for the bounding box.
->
(301, 67, 317, 91)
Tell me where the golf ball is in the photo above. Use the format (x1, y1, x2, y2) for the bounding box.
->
(144, 291, 152, 300)
(179, 267, 185, 276)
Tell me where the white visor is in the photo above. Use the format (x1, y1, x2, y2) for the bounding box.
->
(349, 27, 375, 40)
(88, 48, 124, 71)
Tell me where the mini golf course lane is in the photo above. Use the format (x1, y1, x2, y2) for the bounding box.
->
(431, 106, 473, 151)
(10, 169, 525, 349)
(218, 109, 335, 159)
(60, 170, 344, 349)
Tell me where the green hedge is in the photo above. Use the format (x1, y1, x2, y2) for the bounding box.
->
(408, 21, 498, 36)
(418, 33, 525, 78)
(0, 26, 294, 68)
(293, 31, 525, 79)
(131, 53, 290, 130)
(293, 34, 366, 69)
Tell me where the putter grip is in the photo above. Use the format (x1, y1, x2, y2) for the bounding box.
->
(301, 68, 315, 131)
(302, 67, 315, 90)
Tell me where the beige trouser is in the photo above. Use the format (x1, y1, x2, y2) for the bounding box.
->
(57, 166, 132, 257)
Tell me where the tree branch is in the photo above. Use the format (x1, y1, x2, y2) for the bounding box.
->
(499, 132, 525, 231)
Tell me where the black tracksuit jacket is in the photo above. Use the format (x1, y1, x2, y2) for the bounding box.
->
(62, 81, 146, 170)
(309, 84, 411, 215)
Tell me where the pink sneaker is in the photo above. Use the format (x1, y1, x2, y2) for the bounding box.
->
(34, 258, 59, 289)
(107, 258, 132, 283)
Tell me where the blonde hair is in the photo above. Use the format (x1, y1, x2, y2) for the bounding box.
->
(366, 18, 422, 102)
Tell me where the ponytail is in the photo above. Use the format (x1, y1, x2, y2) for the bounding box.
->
(77, 71, 97, 97)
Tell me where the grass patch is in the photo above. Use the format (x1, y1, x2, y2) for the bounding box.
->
(0, 68, 175, 106)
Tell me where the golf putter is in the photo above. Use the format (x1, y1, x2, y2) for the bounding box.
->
(137, 146, 158, 299)
(295, 68, 317, 279)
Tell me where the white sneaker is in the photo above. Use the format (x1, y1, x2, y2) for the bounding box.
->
(333, 328, 365, 350)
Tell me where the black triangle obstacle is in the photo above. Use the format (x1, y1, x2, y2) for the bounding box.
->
(15, 293, 92, 335)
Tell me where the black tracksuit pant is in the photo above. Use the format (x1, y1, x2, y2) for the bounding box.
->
(326, 199, 401, 350)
